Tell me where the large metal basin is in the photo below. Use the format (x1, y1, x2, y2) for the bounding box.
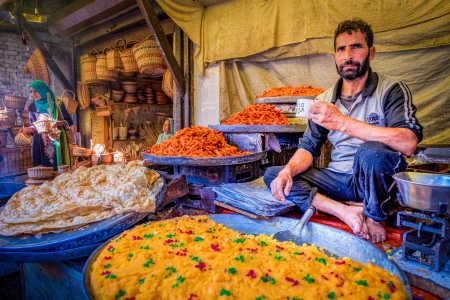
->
(393, 172, 450, 214)
(83, 214, 411, 299)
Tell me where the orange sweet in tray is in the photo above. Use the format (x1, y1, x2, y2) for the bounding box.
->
(145, 126, 251, 157)
(221, 103, 289, 125)
(255, 85, 325, 98)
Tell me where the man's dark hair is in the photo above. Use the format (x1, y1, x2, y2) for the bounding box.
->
(334, 19, 374, 50)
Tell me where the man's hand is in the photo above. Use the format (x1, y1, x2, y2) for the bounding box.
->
(309, 101, 347, 131)
(270, 168, 293, 202)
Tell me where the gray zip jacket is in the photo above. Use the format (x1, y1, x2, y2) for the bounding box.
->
(299, 69, 423, 174)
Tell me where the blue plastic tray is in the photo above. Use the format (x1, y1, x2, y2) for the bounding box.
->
(0, 242, 103, 263)
(0, 212, 148, 252)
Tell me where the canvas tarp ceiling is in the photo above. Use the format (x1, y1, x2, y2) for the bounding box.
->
(157, 0, 450, 144)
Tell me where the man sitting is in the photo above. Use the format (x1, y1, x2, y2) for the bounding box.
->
(264, 19, 422, 243)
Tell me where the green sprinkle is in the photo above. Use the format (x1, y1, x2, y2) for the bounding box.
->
(274, 255, 283, 261)
(255, 296, 266, 300)
(315, 257, 327, 265)
(177, 276, 185, 283)
(355, 280, 368, 286)
(378, 291, 382, 298)
(108, 248, 115, 253)
(250, 255, 254, 260)
(103, 264, 111, 269)
(143, 234, 154, 239)
(169, 243, 179, 248)
(260, 241, 268, 247)
(110, 274, 117, 279)
(269, 253, 272, 256)
(220, 289, 231, 296)
(303, 274, 314, 283)
(144, 245, 150, 250)
(353, 267, 362, 272)
(234, 238, 246, 243)
(328, 291, 335, 299)
(165, 266, 176, 273)
(143, 224, 148, 228)
(143, 259, 155, 268)
(115, 289, 125, 299)
(190, 256, 201, 262)
(276, 249, 280, 253)
(194, 237, 204, 242)
(293, 252, 301, 255)
(234, 255, 244, 262)
(228, 267, 237, 274)
(127, 253, 134, 261)
(166, 234, 176, 238)
(138, 278, 145, 284)
(384, 293, 390, 299)
(261, 276, 276, 285)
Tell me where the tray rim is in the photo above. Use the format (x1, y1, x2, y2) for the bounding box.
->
(209, 124, 306, 133)
(142, 151, 266, 166)
(254, 95, 316, 104)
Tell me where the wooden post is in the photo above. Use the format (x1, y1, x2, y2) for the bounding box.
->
(18, 14, 74, 91)
(136, 0, 185, 131)
(183, 32, 190, 128)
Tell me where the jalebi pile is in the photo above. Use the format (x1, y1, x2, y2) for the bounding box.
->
(256, 85, 325, 98)
(145, 126, 251, 157)
(221, 103, 289, 125)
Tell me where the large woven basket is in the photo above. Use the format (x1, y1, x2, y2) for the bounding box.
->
(120, 41, 138, 73)
(27, 166, 54, 179)
(14, 132, 32, 146)
(5, 95, 27, 110)
(77, 81, 90, 109)
(22, 49, 50, 86)
(107, 39, 125, 71)
(80, 51, 97, 83)
(60, 90, 78, 115)
(162, 69, 174, 99)
(132, 36, 165, 77)
(96, 49, 118, 82)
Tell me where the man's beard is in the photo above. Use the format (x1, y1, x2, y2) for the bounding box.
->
(336, 55, 370, 80)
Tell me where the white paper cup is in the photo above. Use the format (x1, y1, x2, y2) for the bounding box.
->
(295, 98, 314, 118)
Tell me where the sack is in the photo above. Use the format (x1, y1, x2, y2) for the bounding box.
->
(60, 90, 78, 115)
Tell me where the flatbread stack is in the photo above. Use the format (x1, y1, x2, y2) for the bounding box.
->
(0, 161, 164, 236)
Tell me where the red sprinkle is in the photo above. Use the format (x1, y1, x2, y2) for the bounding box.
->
(188, 294, 198, 300)
(101, 271, 111, 276)
(368, 297, 374, 300)
(335, 260, 346, 265)
(247, 248, 258, 253)
(104, 256, 112, 260)
(132, 236, 142, 240)
(185, 230, 193, 235)
(246, 270, 256, 279)
(107, 245, 113, 251)
(195, 262, 206, 272)
(381, 279, 386, 283)
(164, 239, 177, 245)
(285, 277, 299, 286)
(388, 281, 397, 293)
(211, 244, 221, 252)
(239, 248, 243, 251)
(124, 298, 135, 300)
(321, 275, 328, 280)
(336, 281, 344, 287)
(276, 245, 284, 251)
(122, 234, 127, 238)
(307, 257, 311, 261)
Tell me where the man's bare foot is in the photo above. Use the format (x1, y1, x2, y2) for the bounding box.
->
(339, 205, 369, 240)
(366, 217, 386, 243)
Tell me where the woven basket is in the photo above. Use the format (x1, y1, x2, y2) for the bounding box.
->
(132, 36, 165, 77)
(33, 120, 55, 134)
(96, 49, 118, 82)
(80, 51, 97, 83)
(71, 146, 92, 157)
(120, 41, 138, 73)
(22, 49, 50, 86)
(27, 166, 54, 179)
(77, 81, 90, 110)
(14, 132, 32, 146)
(5, 95, 27, 110)
(0, 105, 16, 129)
(107, 39, 125, 71)
(60, 90, 78, 115)
(162, 69, 174, 99)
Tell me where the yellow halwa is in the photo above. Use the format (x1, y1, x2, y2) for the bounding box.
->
(88, 216, 407, 300)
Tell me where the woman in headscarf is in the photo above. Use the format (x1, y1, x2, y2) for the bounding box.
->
(156, 118, 174, 144)
(20, 80, 73, 169)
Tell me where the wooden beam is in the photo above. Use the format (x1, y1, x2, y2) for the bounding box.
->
(137, 0, 185, 95)
(49, 0, 96, 25)
(183, 32, 191, 128)
(172, 26, 183, 131)
(18, 14, 74, 91)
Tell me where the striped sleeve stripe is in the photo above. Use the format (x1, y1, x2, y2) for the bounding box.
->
(398, 82, 420, 130)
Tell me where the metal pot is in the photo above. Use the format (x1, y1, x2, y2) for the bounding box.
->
(393, 172, 450, 214)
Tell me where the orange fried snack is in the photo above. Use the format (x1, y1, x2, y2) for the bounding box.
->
(221, 103, 289, 125)
(255, 85, 325, 98)
(145, 126, 251, 157)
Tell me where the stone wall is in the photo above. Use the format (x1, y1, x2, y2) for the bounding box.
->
(0, 33, 34, 100)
